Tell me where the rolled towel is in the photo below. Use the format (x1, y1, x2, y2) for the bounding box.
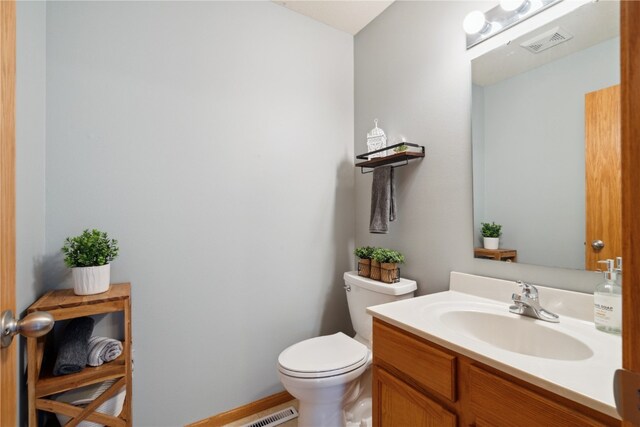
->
(87, 336, 123, 367)
(53, 316, 95, 376)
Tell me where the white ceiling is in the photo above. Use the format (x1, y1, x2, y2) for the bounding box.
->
(274, 0, 394, 35)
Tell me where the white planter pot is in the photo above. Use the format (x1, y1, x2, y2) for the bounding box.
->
(483, 237, 500, 250)
(72, 264, 111, 295)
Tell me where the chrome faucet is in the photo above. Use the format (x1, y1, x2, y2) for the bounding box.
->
(509, 281, 559, 323)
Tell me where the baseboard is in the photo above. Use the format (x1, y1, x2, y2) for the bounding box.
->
(186, 391, 294, 427)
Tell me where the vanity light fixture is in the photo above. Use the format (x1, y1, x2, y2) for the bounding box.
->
(465, 0, 562, 49)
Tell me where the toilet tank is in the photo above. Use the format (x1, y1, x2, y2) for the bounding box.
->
(343, 272, 417, 345)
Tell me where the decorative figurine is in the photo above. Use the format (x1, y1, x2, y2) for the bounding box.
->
(367, 119, 387, 159)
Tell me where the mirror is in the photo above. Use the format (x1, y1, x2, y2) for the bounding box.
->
(471, 0, 620, 271)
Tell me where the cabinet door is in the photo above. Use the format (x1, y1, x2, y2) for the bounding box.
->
(373, 366, 456, 427)
(469, 365, 615, 427)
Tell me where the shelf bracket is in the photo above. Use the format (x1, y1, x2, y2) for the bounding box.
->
(360, 159, 409, 174)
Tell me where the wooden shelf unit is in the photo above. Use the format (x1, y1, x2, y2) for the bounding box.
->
(474, 247, 517, 262)
(355, 142, 425, 173)
(355, 151, 425, 169)
(27, 283, 132, 426)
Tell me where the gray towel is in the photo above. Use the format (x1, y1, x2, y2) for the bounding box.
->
(369, 166, 396, 233)
(53, 316, 95, 376)
(87, 336, 123, 367)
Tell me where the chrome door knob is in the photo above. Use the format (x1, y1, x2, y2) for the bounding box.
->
(1, 310, 54, 348)
(592, 240, 605, 250)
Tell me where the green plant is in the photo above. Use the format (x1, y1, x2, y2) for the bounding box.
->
(481, 222, 502, 238)
(372, 248, 405, 264)
(393, 144, 409, 153)
(354, 246, 376, 260)
(62, 229, 119, 268)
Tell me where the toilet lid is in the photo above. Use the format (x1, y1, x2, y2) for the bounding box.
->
(278, 333, 369, 379)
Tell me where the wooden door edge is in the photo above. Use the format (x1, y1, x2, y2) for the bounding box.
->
(621, 0, 640, 372)
(0, 0, 17, 426)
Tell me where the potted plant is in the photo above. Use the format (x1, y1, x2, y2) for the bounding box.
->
(372, 248, 405, 284)
(393, 144, 409, 154)
(62, 229, 119, 295)
(354, 246, 376, 278)
(481, 222, 502, 250)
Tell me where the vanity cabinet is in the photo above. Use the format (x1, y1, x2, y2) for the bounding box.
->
(372, 319, 620, 427)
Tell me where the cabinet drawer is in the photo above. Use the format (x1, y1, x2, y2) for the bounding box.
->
(374, 366, 456, 427)
(373, 319, 456, 401)
(469, 365, 613, 427)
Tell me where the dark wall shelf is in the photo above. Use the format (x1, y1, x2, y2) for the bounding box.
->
(355, 143, 425, 173)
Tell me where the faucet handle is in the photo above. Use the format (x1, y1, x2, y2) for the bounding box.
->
(516, 280, 538, 298)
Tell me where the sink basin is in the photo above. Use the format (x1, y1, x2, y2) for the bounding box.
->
(440, 310, 594, 361)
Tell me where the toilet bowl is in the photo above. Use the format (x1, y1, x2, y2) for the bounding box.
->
(278, 333, 371, 426)
(277, 272, 417, 427)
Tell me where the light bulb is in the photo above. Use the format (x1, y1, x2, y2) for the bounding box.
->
(500, 0, 530, 13)
(463, 11, 490, 35)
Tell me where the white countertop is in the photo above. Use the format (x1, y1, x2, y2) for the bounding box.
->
(366, 272, 622, 419)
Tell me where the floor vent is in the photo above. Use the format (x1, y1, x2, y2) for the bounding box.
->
(520, 26, 573, 53)
(241, 406, 299, 427)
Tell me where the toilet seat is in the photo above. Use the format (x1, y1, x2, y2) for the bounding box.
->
(278, 332, 369, 379)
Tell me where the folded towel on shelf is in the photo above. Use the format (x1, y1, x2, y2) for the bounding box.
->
(369, 166, 396, 234)
(53, 316, 95, 376)
(87, 336, 123, 367)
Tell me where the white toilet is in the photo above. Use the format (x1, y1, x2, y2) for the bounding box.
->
(277, 271, 417, 427)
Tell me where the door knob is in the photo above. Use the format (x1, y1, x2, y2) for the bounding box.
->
(1, 310, 54, 348)
(591, 240, 605, 250)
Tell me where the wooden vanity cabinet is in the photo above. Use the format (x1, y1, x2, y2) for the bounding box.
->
(372, 319, 620, 427)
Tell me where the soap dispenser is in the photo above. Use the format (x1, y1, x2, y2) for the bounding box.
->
(615, 256, 623, 286)
(594, 259, 622, 335)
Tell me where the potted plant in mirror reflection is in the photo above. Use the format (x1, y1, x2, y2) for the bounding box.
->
(62, 229, 119, 296)
(481, 222, 502, 250)
(372, 248, 405, 284)
(354, 246, 376, 278)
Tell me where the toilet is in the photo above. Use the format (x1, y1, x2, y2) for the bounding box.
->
(277, 271, 417, 427)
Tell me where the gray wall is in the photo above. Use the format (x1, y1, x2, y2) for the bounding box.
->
(16, 2, 47, 424)
(471, 83, 485, 241)
(44, 2, 354, 425)
(354, 1, 606, 295)
(475, 37, 619, 270)
(16, 0, 46, 318)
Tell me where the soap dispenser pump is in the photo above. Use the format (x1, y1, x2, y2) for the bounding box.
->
(594, 259, 622, 335)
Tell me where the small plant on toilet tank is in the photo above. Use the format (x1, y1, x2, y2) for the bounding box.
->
(62, 229, 119, 296)
(354, 246, 376, 278)
(481, 222, 502, 250)
(371, 248, 405, 284)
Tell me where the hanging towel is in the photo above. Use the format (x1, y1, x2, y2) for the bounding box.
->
(369, 166, 396, 233)
(53, 316, 95, 376)
(87, 336, 123, 367)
